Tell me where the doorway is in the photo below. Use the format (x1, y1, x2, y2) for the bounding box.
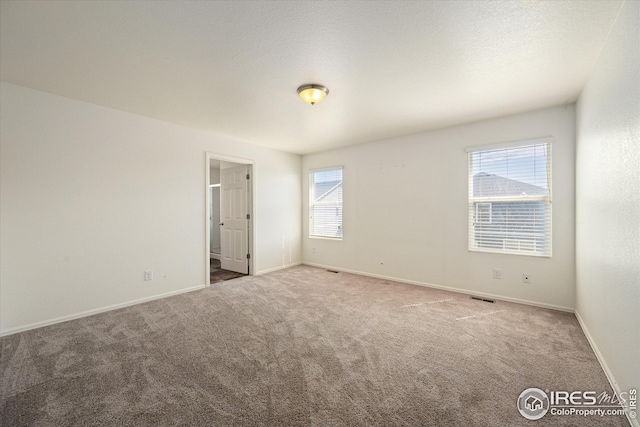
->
(209, 184, 221, 259)
(205, 154, 254, 286)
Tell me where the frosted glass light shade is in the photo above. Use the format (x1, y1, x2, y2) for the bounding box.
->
(297, 84, 329, 105)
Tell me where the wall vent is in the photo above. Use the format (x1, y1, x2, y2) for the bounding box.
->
(470, 296, 495, 303)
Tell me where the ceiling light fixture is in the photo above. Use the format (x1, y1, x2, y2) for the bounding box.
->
(297, 84, 329, 105)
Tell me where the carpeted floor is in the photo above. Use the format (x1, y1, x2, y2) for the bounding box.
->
(0, 266, 629, 426)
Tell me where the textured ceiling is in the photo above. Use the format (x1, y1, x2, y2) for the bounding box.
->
(0, 1, 623, 154)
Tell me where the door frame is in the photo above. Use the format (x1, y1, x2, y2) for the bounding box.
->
(209, 184, 221, 260)
(205, 152, 255, 286)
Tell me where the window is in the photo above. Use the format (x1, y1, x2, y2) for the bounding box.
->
(467, 138, 552, 257)
(309, 167, 343, 239)
(475, 203, 492, 224)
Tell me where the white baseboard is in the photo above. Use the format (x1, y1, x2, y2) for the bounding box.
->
(575, 310, 638, 427)
(256, 262, 302, 275)
(0, 284, 206, 337)
(302, 262, 574, 313)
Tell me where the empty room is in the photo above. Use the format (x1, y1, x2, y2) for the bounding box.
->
(1, 1, 638, 426)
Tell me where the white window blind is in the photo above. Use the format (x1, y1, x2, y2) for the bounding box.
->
(309, 167, 343, 239)
(467, 139, 552, 257)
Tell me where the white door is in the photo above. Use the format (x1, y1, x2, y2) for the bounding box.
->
(220, 165, 249, 274)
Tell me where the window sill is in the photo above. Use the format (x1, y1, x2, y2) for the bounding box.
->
(309, 236, 343, 241)
(468, 247, 551, 258)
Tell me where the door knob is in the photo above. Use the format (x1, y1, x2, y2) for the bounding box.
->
(219, 223, 224, 226)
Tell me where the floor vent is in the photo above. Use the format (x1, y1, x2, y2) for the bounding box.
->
(471, 296, 495, 303)
(327, 270, 340, 274)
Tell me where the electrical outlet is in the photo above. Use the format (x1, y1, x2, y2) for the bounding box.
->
(493, 269, 502, 279)
(144, 270, 153, 281)
(523, 274, 531, 284)
(312, 247, 316, 254)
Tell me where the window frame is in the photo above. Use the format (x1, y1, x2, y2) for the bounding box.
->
(308, 166, 344, 240)
(466, 137, 553, 257)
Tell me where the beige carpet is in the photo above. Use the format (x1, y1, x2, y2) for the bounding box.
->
(0, 266, 629, 426)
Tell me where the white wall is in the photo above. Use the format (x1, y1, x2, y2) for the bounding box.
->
(0, 82, 301, 335)
(575, 0, 639, 412)
(303, 105, 576, 310)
